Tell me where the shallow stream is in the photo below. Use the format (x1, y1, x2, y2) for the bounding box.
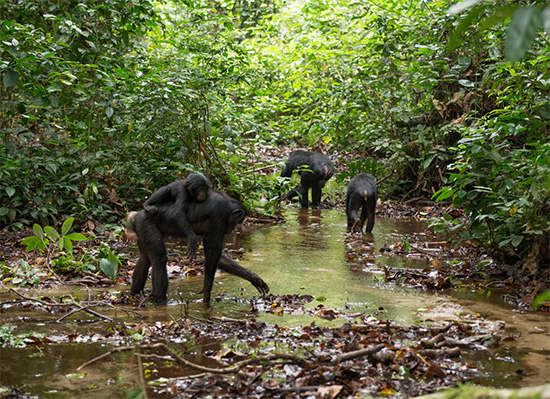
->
(0, 207, 548, 398)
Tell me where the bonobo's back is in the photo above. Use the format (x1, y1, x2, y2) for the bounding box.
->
(186, 189, 246, 235)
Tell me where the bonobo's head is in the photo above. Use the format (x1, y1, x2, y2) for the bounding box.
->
(227, 198, 246, 233)
(186, 173, 212, 202)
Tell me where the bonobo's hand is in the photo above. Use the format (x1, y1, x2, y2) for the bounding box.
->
(251, 276, 270, 295)
(144, 204, 159, 214)
(186, 233, 198, 261)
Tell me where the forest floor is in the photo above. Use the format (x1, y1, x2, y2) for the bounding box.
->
(1, 196, 548, 398)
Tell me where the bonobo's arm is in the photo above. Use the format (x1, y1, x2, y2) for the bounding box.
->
(145, 181, 198, 261)
(218, 255, 269, 295)
(201, 217, 227, 303)
(144, 185, 173, 214)
(170, 194, 198, 261)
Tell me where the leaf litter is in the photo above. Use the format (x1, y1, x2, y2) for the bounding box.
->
(0, 197, 546, 397)
(1, 288, 508, 399)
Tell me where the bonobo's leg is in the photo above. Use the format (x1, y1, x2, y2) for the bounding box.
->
(364, 195, 377, 233)
(130, 241, 152, 295)
(132, 212, 170, 303)
(201, 238, 223, 303)
(311, 184, 322, 206)
(346, 194, 364, 232)
(218, 255, 269, 295)
(294, 185, 309, 208)
(347, 173, 377, 234)
(144, 186, 173, 214)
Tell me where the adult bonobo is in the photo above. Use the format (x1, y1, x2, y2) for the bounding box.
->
(346, 173, 377, 233)
(126, 189, 269, 303)
(143, 173, 212, 261)
(281, 150, 335, 208)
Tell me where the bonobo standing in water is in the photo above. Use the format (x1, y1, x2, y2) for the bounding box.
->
(126, 188, 269, 303)
(281, 150, 335, 208)
(144, 173, 212, 261)
(346, 173, 377, 233)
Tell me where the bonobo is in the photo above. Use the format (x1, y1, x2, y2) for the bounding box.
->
(126, 189, 269, 303)
(144, 173, 212, 261)
(281, 150, 335, 208)
(346, 173, 377, 233)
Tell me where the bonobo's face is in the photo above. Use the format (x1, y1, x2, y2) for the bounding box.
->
(194, 186, 208, 202)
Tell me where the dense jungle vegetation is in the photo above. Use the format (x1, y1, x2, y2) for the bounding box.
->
(1, 0, 549, 278)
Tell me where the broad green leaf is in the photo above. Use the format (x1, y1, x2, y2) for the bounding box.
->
(511, 235, 523, 247)
(2, 70, 19, 88)
(61, 217, 74, 236)
(458, 79, 474, 88)
(44, 226, 60, 241)
(505, 6, 541, 63)
(100, 258, 117, 281)
(5, 187, 15, 197)
(63, 237, 73, 252)
(106, 106, 114, 118)
(66, 233, 87, 241)
(448, 3, 486, 50)
(22, 236, 44, 252)
(33, 224, 45, 240)
(434, 187, 457, 201)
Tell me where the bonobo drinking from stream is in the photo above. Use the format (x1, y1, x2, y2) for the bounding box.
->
(126, 187, 269, 303)
(346, 173, 377, 233)
(280, 150, 335, 208)
(143, 173, 212, 261)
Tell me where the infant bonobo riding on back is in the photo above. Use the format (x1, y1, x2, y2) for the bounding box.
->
(143, 173, 211, 261)
(126, 173, 269, 303)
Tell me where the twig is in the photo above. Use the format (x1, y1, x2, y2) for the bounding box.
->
(77, 343, 312, 375)
(76, 343, 164, 371)
(331, 344, 385, 364)
(376, 169, 397, 186)
(8, 289, 113, 322)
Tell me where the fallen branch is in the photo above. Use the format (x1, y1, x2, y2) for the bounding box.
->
(77, 342, 312, 374)
(7, 288, 113, 322)
(331, 344, 385, 364)
(76, 343, 164, 371)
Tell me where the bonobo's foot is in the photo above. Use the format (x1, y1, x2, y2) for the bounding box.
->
(152, 295, 168, 304)
(144, 205, 158, 214)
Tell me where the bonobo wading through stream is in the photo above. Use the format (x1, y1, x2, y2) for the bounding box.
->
(143, 173, 212, 261)
(281, 150, 335, 208)
(126, 189, 269, 303)
(346, 173, 377, 233)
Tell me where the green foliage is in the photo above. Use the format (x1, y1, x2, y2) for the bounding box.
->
(97, 243, 120, 281)
(1, 0, 549, 276)
(19, 218, 121, 280)
(22, 218, 87, 254)
(0, 259, 43, 286)
(434, 122, 549, 263)
(448, 0, 550, 62)
(0, 324, 40, 348)
(531, 289, 550, 310)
